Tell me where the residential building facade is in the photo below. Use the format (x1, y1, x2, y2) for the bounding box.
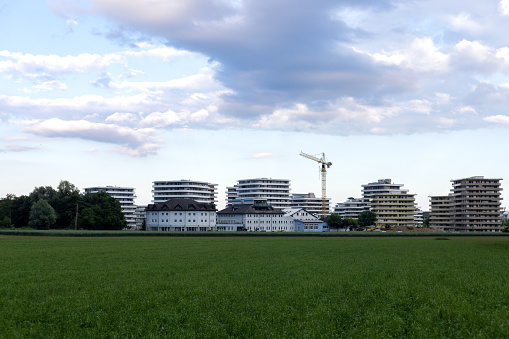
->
(370, 193, 417, 227)
(226, 178, 291, 209)
(217, 200, 293, 232)
(430, 176, 503, 232)
(290, 193, 330, 216)
(283, 208, 329, 232)
(333, 197, 369, 219)
(83, 186, 136, 228)
(134, 205, 147, 230)
(152, 180, 217, 204)
(146, 198, 216, 232)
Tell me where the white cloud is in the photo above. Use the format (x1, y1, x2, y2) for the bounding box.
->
(0, 51, 125, 75)
(252, 153, 273, 158)
(124, 46, 191, 60)
(452, 13, 482, 33)
(500, 0, 509, 16)
(454, 40, 492, 63)
(354, 37, 450, 73)
(140, 110, 180, 127)
(31, 81, 68, 92)
(109, 73, 219, 94)
(105, 112, 138, 124)
(22, 118, 161, 156)
(483, 115, 509, 125)
(455, 106, 477, 115)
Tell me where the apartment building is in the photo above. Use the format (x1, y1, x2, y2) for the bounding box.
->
(134, 205, 147, 230)
(226, 178, 291, 209)
(430, 176, 503, 232)
(370, 192, 417, 227)
(146, 198, 216, 232)
(217, 199, 293, 232)
(83, 186, 136, 228)
(152, 180, 217, 204)
(290, 193, 330, 216)
(333, 197, 369, 219)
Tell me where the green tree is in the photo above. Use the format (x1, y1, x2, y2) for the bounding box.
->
(358, 211, 377, 227)
(1, 216, 11, 228)
(54, 180, 81, 229)
(140, 219, 146, 231)
(28, 199, 57, 229)
(327, 213, 343, 229)
(78, 191, 126, 230)
(345, 218, 359, 227)
(502, 219, 509, 233)
(11, 195, 31, 228)
(422, 217, 430, 228)
(29, 186, 57, 207)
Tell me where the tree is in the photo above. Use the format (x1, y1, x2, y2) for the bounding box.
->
(327, 213, 343, 229)
(11, 195, 31, 228)
(358, 211, 377, 228)
(78, 191, 126, 230)
(502, 219, 509, 233)
(422, 217, 430, 228)
(1, 216, 11, 228)
(344, 218, 359, 228)
(54, 180, 81, 229)
(28, 199, 57, 229)
(140, 219, 146, 231)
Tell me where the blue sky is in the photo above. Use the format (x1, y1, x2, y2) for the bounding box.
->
(1, 0, 509, 210)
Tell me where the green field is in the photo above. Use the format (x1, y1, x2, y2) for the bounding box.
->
(1, 236, 509, 337)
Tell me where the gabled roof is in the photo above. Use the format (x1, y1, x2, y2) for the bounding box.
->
(146, 198, 216, 212)
(217, 204, 284, 215)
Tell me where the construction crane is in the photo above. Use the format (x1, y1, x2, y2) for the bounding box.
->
(299, 151, 332, 218)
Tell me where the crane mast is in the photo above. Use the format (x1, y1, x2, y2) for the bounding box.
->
(299, 151, 332, 218)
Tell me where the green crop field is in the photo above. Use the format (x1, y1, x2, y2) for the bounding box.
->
(1, 235, 509, 338)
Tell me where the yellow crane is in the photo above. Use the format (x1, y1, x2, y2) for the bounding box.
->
(299, 151, 332, 218)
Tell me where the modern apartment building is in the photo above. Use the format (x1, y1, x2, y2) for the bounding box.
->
(290, 193, 330, 216)
(134, 205, 147, 230)
(146, 198, 216, 232)
(430, 176, 503, 232)
(370, 192, 417, 227)
(83, 186, 136, 228)
(361, 179, 408, 202)
(333, 197, 369, 219)
(226, 178, 291, 209)
(152, 180, 217, 205)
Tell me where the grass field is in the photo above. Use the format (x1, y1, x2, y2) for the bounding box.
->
(1, 236, 509, 337)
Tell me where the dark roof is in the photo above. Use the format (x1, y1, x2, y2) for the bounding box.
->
(146, 199, 216, 212)
(217, 204, 284, 215)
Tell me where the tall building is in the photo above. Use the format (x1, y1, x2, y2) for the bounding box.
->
(134, 205, 147, 230)
(370, 192, 417, 227)
(291, 193, 330, 216)
(333, 197, 369, 219)
(152, 180, 217, 204)
(361, 179, 408, 202)
(226, 178, 291, 209)
(83, 186, 136, 228)
(430, 176, 503, 232)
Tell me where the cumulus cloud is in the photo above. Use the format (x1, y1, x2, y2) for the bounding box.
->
(140, 110, 180, 127)
(500, 0, 509, 16)
(483, 115, 509, 125)
(22, 118, 161, 156)
(105, 112, 138, 124)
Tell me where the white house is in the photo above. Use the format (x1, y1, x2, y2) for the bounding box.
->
(217, 200, 294, 232)
(146, 198, 216, 232)
(283, 208, 329, 232)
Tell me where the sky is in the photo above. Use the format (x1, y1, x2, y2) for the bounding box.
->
(1, 0, 509, 211)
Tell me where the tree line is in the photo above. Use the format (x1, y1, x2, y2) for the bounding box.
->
(0, 180, 126, 230)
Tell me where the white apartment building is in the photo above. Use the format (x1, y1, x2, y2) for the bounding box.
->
(152, 180, 217, 204)
(146, 198, 216, 232)
(333, 197, 369, 219)
(291, 193, 330, 216)
(134, 205, 147, 230)
(217, 200, 294, 232)
(83, 186, 136, 228)
(226, 178, 291, 209)
(361, 179, 408, 202)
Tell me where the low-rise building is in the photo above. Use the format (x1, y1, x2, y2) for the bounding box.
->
(146, 198, 216, 232)
(217, 199, 293, 232)
(283, 208, 329, 232)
